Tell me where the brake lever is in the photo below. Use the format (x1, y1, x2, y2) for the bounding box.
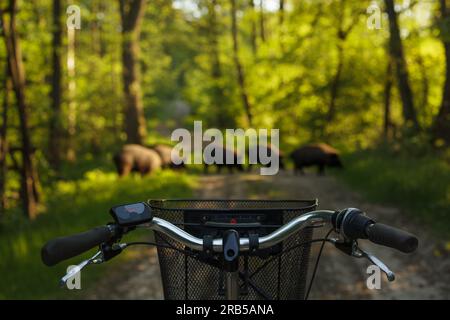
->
(352, 247, 396, 282)
(333, 239, 395, 282)
(59, 250, 103, 287)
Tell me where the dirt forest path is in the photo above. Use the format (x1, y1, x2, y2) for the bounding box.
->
(88, 173, 450, 300)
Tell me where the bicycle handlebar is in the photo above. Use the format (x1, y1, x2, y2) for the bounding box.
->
(41, 208, 418, 266)
(148, 210, 335, 252)
(365, 223, 418, 253)
(333, 208, 418, 253)
(41, 225, 117, 266)
(148, 209, 418, 253)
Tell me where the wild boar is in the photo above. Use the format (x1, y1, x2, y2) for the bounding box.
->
(150, 144, 185, 170)
(246, 144, 285, 172)
(290, 143, 343, 175)
(203, 145, 244, 174)
(113, 144, 162, 177)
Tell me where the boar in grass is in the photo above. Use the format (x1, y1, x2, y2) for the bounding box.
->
(246, 144, 285, 172)
(113, 144, 162, 177)
(203, 145, 244, 174)
(290, 143, 343, 175)
(150, 144, 185, 170)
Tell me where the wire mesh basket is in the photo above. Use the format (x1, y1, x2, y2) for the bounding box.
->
(148, 199, 318, 300)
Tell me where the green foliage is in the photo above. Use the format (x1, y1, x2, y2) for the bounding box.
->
(1, 0, 447, 171)
(0, 170, 196, 299)
(335, 148, 450, 237)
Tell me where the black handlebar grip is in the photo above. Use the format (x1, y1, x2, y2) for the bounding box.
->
(41, 225, 115, 266)
(332, 208, 374, 239)
(366, 223, 418, 253)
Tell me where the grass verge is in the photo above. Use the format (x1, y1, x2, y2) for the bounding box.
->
(334, 149, 450, 237)
(0, 169, 196, 299)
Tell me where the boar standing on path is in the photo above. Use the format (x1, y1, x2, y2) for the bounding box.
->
(290, 143, 343, 175)
(246, 144, 285, 172)
(150, 144, 185, 170)
(113, 144, 162, 177)
(204, 145, 244, 174)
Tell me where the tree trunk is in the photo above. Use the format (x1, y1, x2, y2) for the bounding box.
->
(230, 0, 253, 126)
(49, 0, 63, 169)
(433, 0, 450, 146)
(248, 0, 257, 55)
(278, 0, 285, 52)
(208, 0, 227, 128)
(66, 25, 77, 161)
(416, 55, 429, 118)
(384, 58, 393, 141)
(1, 0, 39, 219)
(327, 42, 344, 122)
(279, 0, 285, 26)
(326, 0, 358, 124)
(0, 66, 11, 215)
(385, 0, 419, 131)
(259, 0, 266, 42)
(119, 0, 147, 144)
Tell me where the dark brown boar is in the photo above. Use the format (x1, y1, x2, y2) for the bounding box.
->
(113, 144, 162, 177)
(246, 144, 285, 172)
(203, 145, 244, 174)
(290, 143, 343, 175)
(150, 144, 185, 170)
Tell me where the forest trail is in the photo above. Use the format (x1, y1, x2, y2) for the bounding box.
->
(88, 173, 449, 300)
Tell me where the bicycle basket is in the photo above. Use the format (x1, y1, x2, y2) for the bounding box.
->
(148, 199, 318, 300)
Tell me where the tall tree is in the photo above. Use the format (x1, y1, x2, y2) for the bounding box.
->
(416, 55, 429, 118)
(383, 58, 394, 141)
(248, 0, 257, 54)
(384, 0, 419, 131)
(230, 0, 253, 126)
(1, 0, 40, 219)
(433, 0, 450, 146)
(259, 0, 266, 42)
(0, 66, 10, 215)
(119, 0, 147, 144)
(278, 0, 285, 52)
(207, 0, 228, 128)
(279, 0, 284, 26)
(66, 23, 77, 161)
(326, 0, 359, 123)
(49, 0, 63, 169)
